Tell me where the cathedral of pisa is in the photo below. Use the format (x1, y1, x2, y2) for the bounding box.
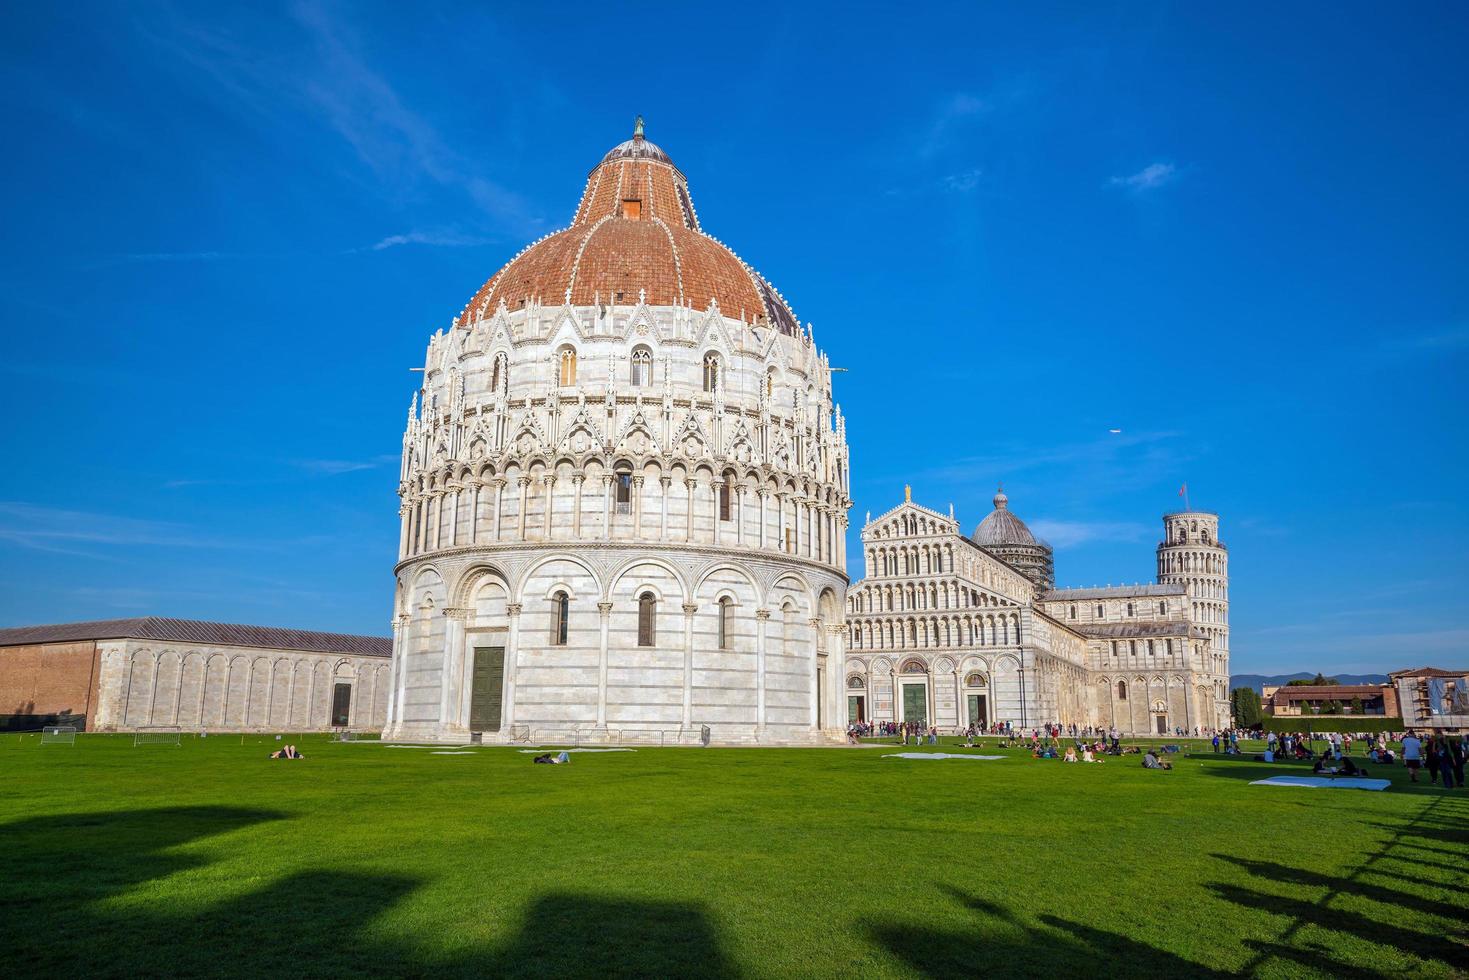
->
(382, 121, 1230, 743)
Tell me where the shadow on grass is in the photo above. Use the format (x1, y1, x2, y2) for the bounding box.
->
(1211, 854, 1466, 920)
(0, 806, 736, 977)
(868, 885, 1231, 978)
(1207, 882, 1467, 971)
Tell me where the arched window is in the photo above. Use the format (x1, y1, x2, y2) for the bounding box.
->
(551, 592, 569, 645)
(558, 346, 577, 386)
(638, 592, 656, 646)
(615, 473, 632, 513)
(847, 674, 866, 689)
(965, 672, 986, 687)
(718, 597, 733, 650)
(1158, 601, 1166, 615)
(630, 347, 652, 387)
(1069, 605, 1077, 620)
(718, 480, 731, 522)
(702, 353, 720, 392)
(1117, 680, 1128, 701)
(1096, 604, 1104, 618)
(491, 353, 507, 393)
(1127, 602, 1134, 616)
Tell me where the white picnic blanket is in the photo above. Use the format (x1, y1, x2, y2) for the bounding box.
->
(1250, 775, 1389, 791)
(430, 751, 477, 755)
(883, 752, 1004, 761)
(517, 747, 637, 753)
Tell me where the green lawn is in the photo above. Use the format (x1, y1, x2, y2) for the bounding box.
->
(3, 734, 1466, 978)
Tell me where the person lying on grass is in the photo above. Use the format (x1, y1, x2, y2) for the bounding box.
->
(269, 744, 304, 760)
(533, 751, 571, 764)
(1142, 750, 1172, 770)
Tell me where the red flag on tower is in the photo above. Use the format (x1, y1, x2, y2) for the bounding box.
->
(1178, 483, 1187, 498)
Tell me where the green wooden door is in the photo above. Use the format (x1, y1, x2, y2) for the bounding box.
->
(470, 647, 505, 732)
(848, 696, 865, 724)
(967, 694, 987, 728)
(902, 684, 927, 727)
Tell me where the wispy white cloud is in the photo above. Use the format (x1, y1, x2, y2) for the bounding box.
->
(136, 1, 544, 237)
(0, 502, 261, 557)
(364, 230, 495, 252)
(884, 430, 1185, 486)
(292, 456, 396, 475)
(920, 92, 990, 158)
(942, 169, 984, 193)
(1028, 519, 1152, 548)
(1110, 162, 1177, 192)
(1381, 324, 1469, 354)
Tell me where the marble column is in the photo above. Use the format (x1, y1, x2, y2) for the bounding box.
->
(389, 614, 411, 731)
(808, 617, 822, 730)
(735, 487, 746, 547)
(572, 473, 585, 538)
(659, 476, 671, 540)
(682, 602, 698, 730)
(755, 608, 770, 735)
(502, 603, 522, 732)
(517, 477, 530, 539)
(597, 601, 612, 728)
(440, 608, 469, 732)
(632, 476, 645, 538)
(602, 475, 613, 540)
(493, 478, 505, 541)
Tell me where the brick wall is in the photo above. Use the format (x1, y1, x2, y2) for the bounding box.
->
(0, 641, 101, 728)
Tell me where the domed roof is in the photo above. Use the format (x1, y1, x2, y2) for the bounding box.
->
(460, 119, 801, 336)
(972, 487, 1041, 547)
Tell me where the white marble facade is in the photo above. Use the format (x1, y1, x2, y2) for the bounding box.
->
(846, 494, 1231, 735)
(383, 130, 851, 745)
(93, 638, 389, 732)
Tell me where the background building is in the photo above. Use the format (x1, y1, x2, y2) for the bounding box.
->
(0, 617, 389, 732)
(1391, 667, 1469, 734)
(384, 123, 851, 745)
(1262, 682, 1399, 718)
(845, 491, 1231, 734)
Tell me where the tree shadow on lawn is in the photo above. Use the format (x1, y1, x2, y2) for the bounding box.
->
(868, 885, 1232, 978)
(0, 806, 737, 977)
(1210, 854, 1467, 922)
(1206, 882, 1467, 972)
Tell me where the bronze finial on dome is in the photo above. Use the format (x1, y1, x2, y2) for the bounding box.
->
(633, 114, 645, 139)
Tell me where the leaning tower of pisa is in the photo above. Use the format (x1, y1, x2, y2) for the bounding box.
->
(1156, 511, 1229, 678)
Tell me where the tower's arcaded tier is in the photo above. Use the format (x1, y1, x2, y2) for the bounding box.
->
(1157, 511, 1229, 726)
(383, 122, 851, 744)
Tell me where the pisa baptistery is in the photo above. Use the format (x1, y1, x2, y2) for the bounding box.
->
(382, 121, 851, 744)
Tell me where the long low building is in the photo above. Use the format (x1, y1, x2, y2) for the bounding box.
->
(0, 617, 391, 733)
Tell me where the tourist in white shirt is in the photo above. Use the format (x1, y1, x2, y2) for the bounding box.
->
(1401, 731, 1423, 782)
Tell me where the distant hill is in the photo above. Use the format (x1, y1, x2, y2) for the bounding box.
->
(1231, 672, 1390, 694)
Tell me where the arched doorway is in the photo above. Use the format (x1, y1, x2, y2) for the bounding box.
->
(898, 660, 929, 727)
(964, 672, 989, 729)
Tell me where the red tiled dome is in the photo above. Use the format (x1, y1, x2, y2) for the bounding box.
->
(462, 123, 800, 335)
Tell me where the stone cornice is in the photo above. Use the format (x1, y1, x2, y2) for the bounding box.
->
(395, 539, 849, 584)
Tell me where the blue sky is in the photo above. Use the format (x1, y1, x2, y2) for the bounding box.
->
(1, 2, 1465, 676)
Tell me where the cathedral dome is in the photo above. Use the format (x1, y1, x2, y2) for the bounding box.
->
(460, 119, 800, 336)
(972, 488, 1038, 547)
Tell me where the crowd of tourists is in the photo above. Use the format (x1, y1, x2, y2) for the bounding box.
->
(845, 717, 1468, 787)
